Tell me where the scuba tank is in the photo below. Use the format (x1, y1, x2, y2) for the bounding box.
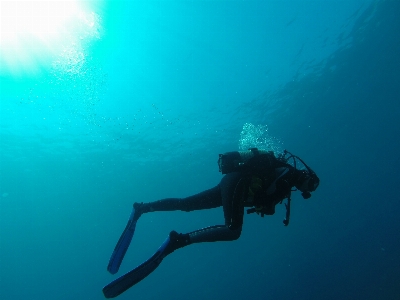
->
(217, 148, 276, 174)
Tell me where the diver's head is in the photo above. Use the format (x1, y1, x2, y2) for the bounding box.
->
(295, 169, 320, 199)
(279, 149, 320, 199)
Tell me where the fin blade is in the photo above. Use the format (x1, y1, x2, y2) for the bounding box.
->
(103, 237, 170, 298)
(107, 208, 137, 274)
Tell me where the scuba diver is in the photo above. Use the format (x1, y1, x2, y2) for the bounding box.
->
(103, 148, 320, 298)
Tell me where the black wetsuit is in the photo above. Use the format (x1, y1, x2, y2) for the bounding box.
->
(140, 165, 297, 245)
(103, 154, 318, 298)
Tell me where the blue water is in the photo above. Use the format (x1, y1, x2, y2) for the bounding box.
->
(1, 1, 399, 299)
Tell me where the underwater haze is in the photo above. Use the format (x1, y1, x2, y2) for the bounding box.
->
(1, 1, 399, 299)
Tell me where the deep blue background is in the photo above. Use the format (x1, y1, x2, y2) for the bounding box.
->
(1, 1, 399, 299)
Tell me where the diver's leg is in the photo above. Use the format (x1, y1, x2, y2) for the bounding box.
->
(107, 187, 221, 275)
(134, 185, 222, 219)
(108, 183, 223, 274)
(221, 172, 246, 230)
(187, 172, 245, 243)
(105, 173, 246, 286)
(167, 172, 246, 250)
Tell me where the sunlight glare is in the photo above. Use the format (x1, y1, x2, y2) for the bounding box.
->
(0, 0, 101, 76)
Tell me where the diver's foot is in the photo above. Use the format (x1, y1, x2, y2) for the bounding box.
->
(133, 202, 147, 220)
(163, 231, 191, 256)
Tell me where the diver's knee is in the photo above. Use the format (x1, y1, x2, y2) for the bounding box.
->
(228, 220, 243, 231)
(228, 226, 242, 240)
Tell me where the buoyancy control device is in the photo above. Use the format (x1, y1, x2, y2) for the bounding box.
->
(217, 148, 319, 226)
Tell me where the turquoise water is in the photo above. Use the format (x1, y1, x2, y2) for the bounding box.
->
(1, 1, 399, 299)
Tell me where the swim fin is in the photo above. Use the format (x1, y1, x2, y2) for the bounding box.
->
(103, 236, 171, 298)
(107, 207, 138, 274)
